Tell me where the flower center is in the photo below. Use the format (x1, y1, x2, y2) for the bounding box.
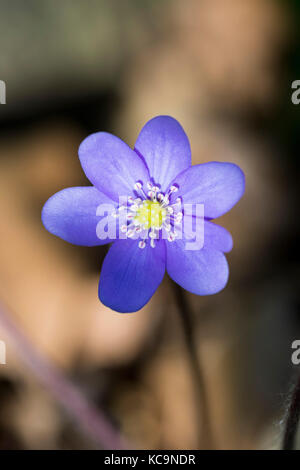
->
(112, 181, 182, 249)
(134, 200, 167, 229)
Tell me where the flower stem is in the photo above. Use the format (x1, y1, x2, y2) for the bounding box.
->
(0, 300, 127, 449)
(172, 283, 214, 449)
(283, 373, 300, 450)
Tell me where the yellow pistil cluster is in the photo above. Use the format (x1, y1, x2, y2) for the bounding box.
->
(134, 200, 167, 229)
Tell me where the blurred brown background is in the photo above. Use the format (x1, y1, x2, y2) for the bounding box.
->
(0, 0, 299, 450)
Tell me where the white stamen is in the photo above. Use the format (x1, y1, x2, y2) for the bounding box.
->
(127, 229, 135, 238)
(134, 182, 142, 190)
(149, 230, 157, 239)
(168, 232, 176, 242)
(130, 204, 139, 212)
(138, 240, 146, 249)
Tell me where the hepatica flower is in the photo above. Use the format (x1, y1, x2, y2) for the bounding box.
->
(42, 116, 245, 313)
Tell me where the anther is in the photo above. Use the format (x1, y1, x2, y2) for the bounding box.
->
(127, 229, 135, 238)
(168, 232, 176, 242)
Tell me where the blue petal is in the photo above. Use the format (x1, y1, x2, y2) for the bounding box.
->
(203, 221, 233, 252)
(99, 239, 166, 313)
(79, 132, 150, 201)
(183, 218, 233, 252)
(42, 186, 117, 246)
(134, 116, 191, 192)
(166, 238, 229, 295)
(170, 162, 245, 218)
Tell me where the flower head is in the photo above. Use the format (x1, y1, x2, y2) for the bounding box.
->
(42, 116, 245, 313)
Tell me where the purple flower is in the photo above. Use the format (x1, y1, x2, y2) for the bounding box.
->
(42, 116, 245, 313)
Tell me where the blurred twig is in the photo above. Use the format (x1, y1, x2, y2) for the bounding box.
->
(172, 283, 214, 450)
(0, 300, 127, 450)
(283, 374, 300, 450)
